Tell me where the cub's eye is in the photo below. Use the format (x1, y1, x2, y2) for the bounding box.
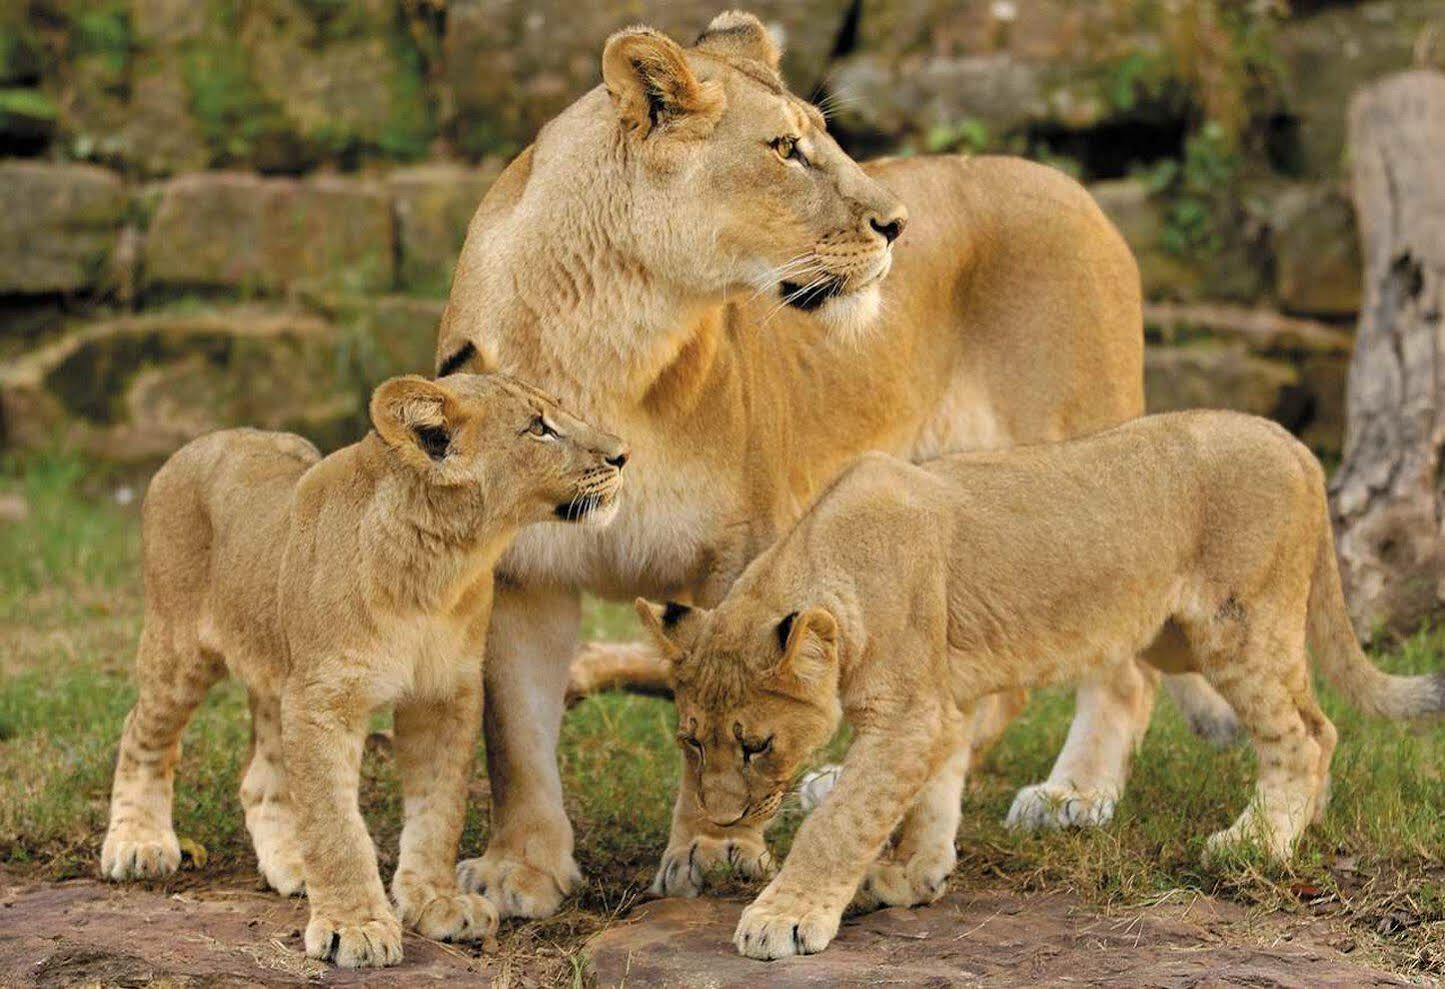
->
(527, 415, 559, 439)
(740, 735, 773, 762)
(770, 136, 806, 166)
(677, 733, 703, 755)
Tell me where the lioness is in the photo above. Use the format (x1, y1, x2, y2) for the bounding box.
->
(435, 10, 1227, 917)
(100, 373, 627, 968)
(638, 410, 1445, 960)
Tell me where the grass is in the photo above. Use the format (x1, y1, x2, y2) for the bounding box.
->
(0, 454, 1441, 979)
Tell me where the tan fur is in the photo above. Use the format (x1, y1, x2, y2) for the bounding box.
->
(433, 11, 1167, 917)
(100, 374, 626, 969)
(642, 410, 1444, 960)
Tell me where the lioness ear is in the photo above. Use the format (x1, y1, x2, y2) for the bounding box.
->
(635, 597, 707, 661)
(370, 375, 456, 462)
(602, 27, 724, 138)
(769, 607, 838, 691)
(695, 10, 781, 71)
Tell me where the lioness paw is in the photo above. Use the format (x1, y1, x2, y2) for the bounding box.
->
(734, 898, 839, 960)
(652, 835, 774, 897)
(1005, 783, 1117, 831)
(395, 885, 498, 942)
(853, 847, 955, 911)
(304, 910, 403, 968)
(100, 827, 181, 881)
(456, 850, 579, 920)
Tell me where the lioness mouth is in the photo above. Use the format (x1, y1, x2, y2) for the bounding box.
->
(780, 277, 845, 312)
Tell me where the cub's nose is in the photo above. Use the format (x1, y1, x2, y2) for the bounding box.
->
(605, 447, 630, 470)
(869, 210, 907, 244)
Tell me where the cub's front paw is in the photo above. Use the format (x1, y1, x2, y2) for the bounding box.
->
(734, 896, 840, 960)
(304, 909, 403, 968)
(852, 846, 955, 911)
(395, 881, 499, 942)
(100, 825, 181, 881)
(1005, 782, 1117, 831)
(456, 848, 580, 920)
(652, 834, 774, 897)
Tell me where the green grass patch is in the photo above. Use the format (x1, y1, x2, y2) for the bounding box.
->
(0, 453, 1439, 976)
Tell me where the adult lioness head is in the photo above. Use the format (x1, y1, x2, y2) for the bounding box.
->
(635, 597, 841, 828)
(371, 374, 629, 526)
(553, 11, 906, 336)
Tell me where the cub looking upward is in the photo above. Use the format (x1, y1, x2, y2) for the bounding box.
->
(101, 373, 627, 969)
(639, 410, 1444, 961)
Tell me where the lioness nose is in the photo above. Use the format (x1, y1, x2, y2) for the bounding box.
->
(869, 211, 906, 243)
(605, 447, 630, 469)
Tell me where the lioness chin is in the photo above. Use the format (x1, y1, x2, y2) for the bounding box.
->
(100, 373, 626, 969)
(640, 410, 1444, 961)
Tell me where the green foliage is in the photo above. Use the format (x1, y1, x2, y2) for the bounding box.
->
(181, 42, 290, 166)
(0, 87, 57, 122)
(924, 117, 992, 155)
(1140, 121, 1241, 260)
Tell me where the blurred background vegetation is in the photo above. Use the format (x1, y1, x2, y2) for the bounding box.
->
(0, 0, 1442, 466)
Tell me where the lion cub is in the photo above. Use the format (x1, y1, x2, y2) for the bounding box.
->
(101, 372, 627, 968)
(638, 410, 1443, 961)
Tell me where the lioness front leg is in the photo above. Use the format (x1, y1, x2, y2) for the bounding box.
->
(652, 764, 774, 897)
(1007, 657, 1158, 830)
(391, 679, 497, 942)
(282, 682, 401, 969)
(456, 583, 582, 919)
(854, 726, 973, 911)
(735, 720, 948, 960)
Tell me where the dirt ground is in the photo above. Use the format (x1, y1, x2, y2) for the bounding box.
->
(0, 868, 1419, 988)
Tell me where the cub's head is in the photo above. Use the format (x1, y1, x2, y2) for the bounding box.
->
(635, 596, 842, 829)
(370, 373, 628, 526)
(580, 11, 906, 336)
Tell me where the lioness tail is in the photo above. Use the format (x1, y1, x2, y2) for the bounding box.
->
(1307, 514, 1445, 719)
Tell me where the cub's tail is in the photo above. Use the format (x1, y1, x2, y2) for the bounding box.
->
(1307, 515, 1445, 719)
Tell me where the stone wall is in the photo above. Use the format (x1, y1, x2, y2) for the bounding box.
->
(4, 1, 1441, 461)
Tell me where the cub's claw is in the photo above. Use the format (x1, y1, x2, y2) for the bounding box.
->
(651, 835, 774, 897)
(304, 910, 403, 968)
(1005, 783, 1117, 831)
(395, 884, 498, 942)
(456, 850, 580, 919)
(100, 828, 181, 881)
(734, 897, 839, 960)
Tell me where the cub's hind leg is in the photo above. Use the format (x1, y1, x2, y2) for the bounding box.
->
(102, 624, 224, 880)
(1195, 617, 1327, 861)
(854, 725, 973, 911)
(241, 692, 306, 895)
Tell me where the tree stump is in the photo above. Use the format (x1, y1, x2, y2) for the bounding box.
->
(1331, 70, 1445, 638)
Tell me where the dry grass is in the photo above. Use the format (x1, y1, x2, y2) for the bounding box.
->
(0, 454, 1440, 982)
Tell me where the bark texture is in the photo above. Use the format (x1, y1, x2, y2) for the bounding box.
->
(1332, 70, 1445, 637)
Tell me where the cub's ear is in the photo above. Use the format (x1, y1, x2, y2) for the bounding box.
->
(635, 597, 708, 661)
(602, 27, 724, 139)
(769, 607, 838, 691)
(370, 375, 456, 462)
(695, 11, 781, 71)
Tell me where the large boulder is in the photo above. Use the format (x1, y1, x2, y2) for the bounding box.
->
(144, 173, 395, 296)
(1271, 183, 1362, 317)
(1145, 343, 1298, 420)
(0, 308, 365, 461)
(1090, 178, 1202, 300)
(0, 161, 127, 296)
(387, 161, 501, 296)
(442, 1, 854, 157)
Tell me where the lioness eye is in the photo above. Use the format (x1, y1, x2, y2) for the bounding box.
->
(770, 136, 805, 166)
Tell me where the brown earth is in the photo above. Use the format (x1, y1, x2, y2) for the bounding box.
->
(0, 869, 1414, 988)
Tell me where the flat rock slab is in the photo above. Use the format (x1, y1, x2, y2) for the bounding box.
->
(0, 874, 493, 987)
(586, 892, 1408, 989)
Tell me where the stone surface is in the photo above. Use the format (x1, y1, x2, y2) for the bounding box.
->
(1272, 183, 1363, 317)
(443, 1, 854, 156)
(586, 892, 1408, 988)
(300, 292, 448, 379)
(1145, 344, 1298, 420)
(387, 161, 501, 295)
(144, 173, 395, 295)
(0, 870, 496, 986)
(0, 308, 364, 462)
(0, 161, 127, 295)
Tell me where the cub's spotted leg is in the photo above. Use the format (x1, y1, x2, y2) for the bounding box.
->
(391, 677, 497, 943)
(282, 679, 402, 969)
(854, 726, 973, 911)
(240, 692, 305, 896)
(102, 625, 223, 881)
(735, 712, 956, 960)
(1007, 656, 1157, 830)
